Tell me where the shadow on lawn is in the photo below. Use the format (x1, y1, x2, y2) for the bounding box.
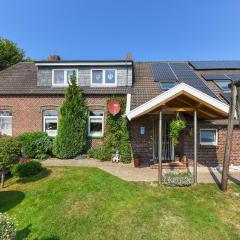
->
(0, 190, 25, 212)
(208, 167, 240, 188)
(17, 168, 52, 184)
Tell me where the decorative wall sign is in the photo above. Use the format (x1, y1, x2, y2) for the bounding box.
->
(108, 101, 120, 116)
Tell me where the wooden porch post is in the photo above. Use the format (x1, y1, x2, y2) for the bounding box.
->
(194, 110, 197, 184)
(158, 111, 163, 184)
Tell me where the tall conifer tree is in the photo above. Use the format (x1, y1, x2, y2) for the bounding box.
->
(53, 74, 88, 158)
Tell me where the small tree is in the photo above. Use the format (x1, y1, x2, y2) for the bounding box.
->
(53, 74, 88, 158)
(0, 137, 21, 188)
(0, 37, 25, 71)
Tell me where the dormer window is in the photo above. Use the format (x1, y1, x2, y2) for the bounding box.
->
(91, 69, 117, 86)
(160, 82, 176, 90)
(52, 69, 77, 86)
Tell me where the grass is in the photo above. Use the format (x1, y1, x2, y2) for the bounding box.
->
(0, 167, 240, 240)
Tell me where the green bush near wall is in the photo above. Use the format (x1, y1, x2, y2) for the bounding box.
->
(103, 97, 131, 163)
(18, 132, 52, 159)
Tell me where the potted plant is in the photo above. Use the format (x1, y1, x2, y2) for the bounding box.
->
(133, 153, 141, 167)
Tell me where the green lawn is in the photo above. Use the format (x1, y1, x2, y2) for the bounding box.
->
(0, 167, 240, 240)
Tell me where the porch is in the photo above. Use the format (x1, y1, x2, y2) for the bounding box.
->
(127, 83, 229, 183)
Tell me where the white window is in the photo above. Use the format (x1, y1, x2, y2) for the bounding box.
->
(43, 110, 58, 137)
(160, 82, 176, 90)
(200, 129, 218, 145)
(52, 69, 77, 86)
(91, 69, 117, 86)
(214, 80, 231, 92)
(0, 110, 12, 136)
(88, 110, 104, 137)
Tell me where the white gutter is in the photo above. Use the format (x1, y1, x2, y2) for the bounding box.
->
(35, 62, 133, 66)
(126, 93, 131, 114)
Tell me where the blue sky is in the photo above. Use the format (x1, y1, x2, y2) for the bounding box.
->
(0, 0, 239, 61)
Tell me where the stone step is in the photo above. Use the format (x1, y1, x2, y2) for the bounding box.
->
(150, 161, 186, 170)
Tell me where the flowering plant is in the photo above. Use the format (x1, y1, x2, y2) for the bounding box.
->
(0, 213, 17, 240)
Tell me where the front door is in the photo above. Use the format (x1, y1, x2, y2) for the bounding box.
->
(152, 115, 174, 162)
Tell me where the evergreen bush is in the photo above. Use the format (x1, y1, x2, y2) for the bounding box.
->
(87, 146, 112, 161)
(11, 160, 43, 177)
(53, 74, 88, 158)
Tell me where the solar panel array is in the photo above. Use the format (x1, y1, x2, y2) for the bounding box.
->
(226, 74, 240, 82)
(202, 74, 230, 81)
(190, 61, 240, 70)
(151, 63, 177, 82)
(169, 63, 218, 99)
(221, 92, 232, 103)
(202, 73, 240, 82)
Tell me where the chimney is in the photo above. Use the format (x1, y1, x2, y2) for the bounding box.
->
(48, 55, 61, 61)
(126, 52, 132, 61)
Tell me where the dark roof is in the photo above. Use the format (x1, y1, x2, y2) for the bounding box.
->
(0, 62, 130, 95)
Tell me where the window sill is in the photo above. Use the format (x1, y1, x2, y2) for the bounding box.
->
(88, 136, 104, 139)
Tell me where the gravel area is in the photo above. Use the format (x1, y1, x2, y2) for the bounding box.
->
(43, 158, 240, 184)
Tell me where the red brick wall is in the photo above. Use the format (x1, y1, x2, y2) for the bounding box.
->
(130, 116, 154, 161)
(0, 95, 112, 149)
(130, 116, 240, 166)
(0, 96, 64, 136)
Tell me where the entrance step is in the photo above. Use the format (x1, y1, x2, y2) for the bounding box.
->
(150, 161, 186, 170)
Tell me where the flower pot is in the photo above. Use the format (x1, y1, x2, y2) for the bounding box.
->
(134, 159, 140, 167)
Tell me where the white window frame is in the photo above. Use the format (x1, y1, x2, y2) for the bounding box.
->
(88, 110, 104, 137)
(43, 115, 58, 137)
(200, 128, 218, 146)
(91, 69, 117, 87)
(0, 110, 12, 136)
(52, 69, 78, 86)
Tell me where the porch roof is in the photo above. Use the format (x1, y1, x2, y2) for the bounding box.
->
(127, 83, 230, 120)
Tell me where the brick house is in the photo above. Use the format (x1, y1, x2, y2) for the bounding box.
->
(0, 57, 239, 167)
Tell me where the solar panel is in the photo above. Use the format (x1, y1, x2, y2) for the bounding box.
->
(226, 74, 240, 82)
(221, 92, 232, 103)
(169, 63, 218, 99)
(202, 74, 230, 81)
(151, 63, 177, 82)
(190, 61, 240, 70)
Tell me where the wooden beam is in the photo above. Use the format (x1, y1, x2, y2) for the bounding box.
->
(221, 84, 237, 191)
(162, 107, 195, 112)
(194, 110, 197, 184)
(158, 111, 163, 184)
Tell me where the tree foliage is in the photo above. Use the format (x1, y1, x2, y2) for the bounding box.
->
(0, 37, 26, 71)
(53, 74, 88, 158)
(104, 97, 131, 163)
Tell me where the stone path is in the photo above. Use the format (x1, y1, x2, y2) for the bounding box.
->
(43, 158, 240, 184)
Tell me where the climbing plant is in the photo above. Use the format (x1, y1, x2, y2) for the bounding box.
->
(104, 97, 131, 163)
(170, 119, 186, 146)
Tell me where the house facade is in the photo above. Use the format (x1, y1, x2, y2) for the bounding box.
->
(0, 57, 240, 166)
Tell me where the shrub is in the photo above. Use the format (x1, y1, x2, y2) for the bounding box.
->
(53, 74, 88, 159)
(18, 132, 52, 159)
(0, 213, 17, 240)
(18, 131, 48, 158)
(163, 172, 193, 187)
(104, 97, 131, 163)
(88, 146, 112, 161)
(0, 137, 21, 170)
(11, 160, 43, 177)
